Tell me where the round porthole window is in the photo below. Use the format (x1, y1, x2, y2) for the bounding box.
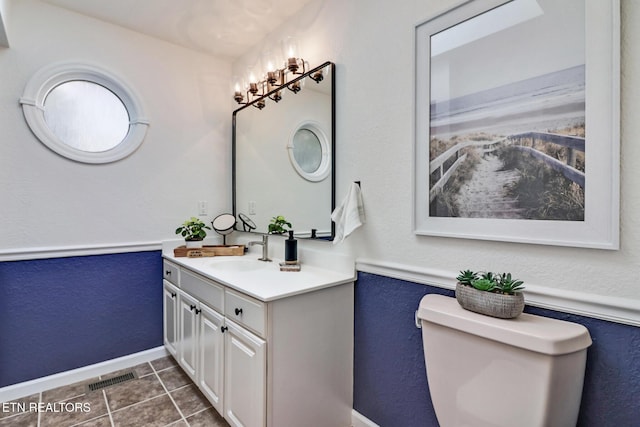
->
(287, 121, 331, 182)
(44, 81, 130, 152)
(20, 62, 149, 164)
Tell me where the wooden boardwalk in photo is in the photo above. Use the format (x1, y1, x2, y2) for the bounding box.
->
(428, 132, 585, 217)
(455, 154, 524, 219)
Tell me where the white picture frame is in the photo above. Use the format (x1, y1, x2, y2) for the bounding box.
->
(413, 0, 620, 249)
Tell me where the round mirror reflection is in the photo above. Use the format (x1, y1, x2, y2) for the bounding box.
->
(287, 121, 330, 182)
(44, 81, 130, 153)
(292, 129, 323, 173)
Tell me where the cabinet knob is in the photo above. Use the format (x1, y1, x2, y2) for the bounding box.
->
(195, 308, 201, 315)
(171, 292, 176, 298)
(165, 270, 171, 276)
(190, 304, 196, 311)
(221, 326, 228, 333)
(234, 308, 243, 316)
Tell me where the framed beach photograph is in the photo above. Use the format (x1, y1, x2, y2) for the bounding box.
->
(413, 0, 620, 249)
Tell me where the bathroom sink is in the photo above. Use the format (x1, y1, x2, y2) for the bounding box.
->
(211, 258, 272, 272)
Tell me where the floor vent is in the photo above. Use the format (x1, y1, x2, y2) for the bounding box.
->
(86, 371, 137, 392)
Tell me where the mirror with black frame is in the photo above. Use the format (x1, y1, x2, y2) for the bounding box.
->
(233, 61, 335, 240)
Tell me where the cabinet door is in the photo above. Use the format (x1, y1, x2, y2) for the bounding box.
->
(224, 319, 266, 427)
(163, 280, 179, 357)
(179, 292, 199, 381)
(199, 304, 225, 415)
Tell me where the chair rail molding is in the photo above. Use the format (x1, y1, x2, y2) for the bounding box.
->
(356, 258, 640, 328)
(0, 241, 162, 261)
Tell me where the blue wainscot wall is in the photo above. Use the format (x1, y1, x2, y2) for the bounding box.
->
(0, 251, 163, 388)
(354, 272, 640, 427)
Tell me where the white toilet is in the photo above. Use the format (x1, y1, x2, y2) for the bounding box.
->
(417, 294, 592, 427)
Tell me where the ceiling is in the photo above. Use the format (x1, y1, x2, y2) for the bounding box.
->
(41, 0, 314, 59)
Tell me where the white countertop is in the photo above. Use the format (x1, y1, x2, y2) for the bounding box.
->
(162, 237, 355, 302)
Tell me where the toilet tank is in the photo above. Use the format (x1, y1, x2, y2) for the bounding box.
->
(417, 294, 592, 427)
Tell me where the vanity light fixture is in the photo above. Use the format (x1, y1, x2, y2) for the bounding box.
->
(255, 98, 266, 110)
(283, 36, 301, 73)
(262, 50, 282, 86)
(309, 68, 324, 83)
(247, 67, 262, 97)
(287, 77, 303, 94)
(232, 75, 246, 104)
(232, 36, 313, 109)
(268, 89, 283, 103)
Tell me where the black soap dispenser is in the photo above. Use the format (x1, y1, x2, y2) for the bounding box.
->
(285, 230, 298, 264)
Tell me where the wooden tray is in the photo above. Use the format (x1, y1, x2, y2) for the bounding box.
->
(173, 245, 245, 258)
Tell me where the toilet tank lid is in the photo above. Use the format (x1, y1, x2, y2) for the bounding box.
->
(418, 294, 592, 355)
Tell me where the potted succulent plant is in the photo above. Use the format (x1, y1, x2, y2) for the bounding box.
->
(175, 217, 211, 248)
(455, 269, 525, 319)
(268, 215, 292, 234)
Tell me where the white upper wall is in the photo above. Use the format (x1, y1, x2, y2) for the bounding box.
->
(234, 0, 640, 302)
(0, 0, 232, 251)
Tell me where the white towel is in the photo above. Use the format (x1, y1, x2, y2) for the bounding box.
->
(331, 182, 365, 244)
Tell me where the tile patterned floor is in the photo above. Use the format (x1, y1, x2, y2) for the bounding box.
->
(0, 356, 230, 427)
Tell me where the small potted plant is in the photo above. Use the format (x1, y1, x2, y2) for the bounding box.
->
(175, 217, 211, 248)
(455, 269, 525, 319)
(268, 215, 292, 234)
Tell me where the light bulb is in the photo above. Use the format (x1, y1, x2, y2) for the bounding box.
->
(247, 66, 259, 95)
(248, 70, 257, 84)
(261, 51, 281, 85)
(261, 51, 276, 72)
(281, 36, 300, 72)
(231, 75, 245, 103)
(283, 36, 298, 59)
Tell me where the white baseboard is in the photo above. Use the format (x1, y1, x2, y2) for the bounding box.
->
(352, 409, 380, 427)
(0, 346, 168, 403)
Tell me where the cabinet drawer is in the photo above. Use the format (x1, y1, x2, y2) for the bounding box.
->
(225, 289, 266, 338)
(181, 269, 224, 313)
(163, 261, 180, 285)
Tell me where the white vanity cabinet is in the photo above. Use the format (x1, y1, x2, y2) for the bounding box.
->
(162, 262, 180, 357)
(177, 290, 200, 380)
(162, 281, 179, 357)
(162, 257, 354, 427)
(197, 302, 225, 415)
(224, 318, 266, 427)
(163, 261, 266, 425)
(174, 267, 229, 416)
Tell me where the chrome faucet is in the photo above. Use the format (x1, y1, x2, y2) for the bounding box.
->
(248, 234, 271, 262)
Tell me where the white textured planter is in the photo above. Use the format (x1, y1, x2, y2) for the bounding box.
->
(455, 282, 524, 319)
(185, 240, 203, 249)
